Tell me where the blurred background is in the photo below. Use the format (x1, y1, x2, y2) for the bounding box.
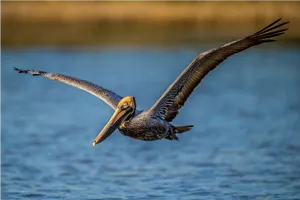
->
(2, 1, 300, 47)
(2, 1, 300, 200)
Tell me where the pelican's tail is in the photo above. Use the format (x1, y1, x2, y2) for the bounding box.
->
(175, 125, 194, 133)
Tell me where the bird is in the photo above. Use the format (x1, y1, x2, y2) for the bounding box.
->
(14, 18, 289, 147)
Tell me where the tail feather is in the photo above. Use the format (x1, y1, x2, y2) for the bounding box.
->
(175, 125, 194, 133)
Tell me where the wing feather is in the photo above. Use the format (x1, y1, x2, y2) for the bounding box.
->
(14, 68, 122, 109)
(149, 18, 289, 121)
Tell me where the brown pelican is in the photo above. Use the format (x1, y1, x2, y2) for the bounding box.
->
(14, 18, 289, 146)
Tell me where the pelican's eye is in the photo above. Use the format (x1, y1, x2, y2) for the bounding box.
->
(122, 102, 128, 109)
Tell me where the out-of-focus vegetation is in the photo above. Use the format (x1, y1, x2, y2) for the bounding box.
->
(0, 0, 298, 3)
(3, 1, 299, 24)
(2, 1, 300, 48)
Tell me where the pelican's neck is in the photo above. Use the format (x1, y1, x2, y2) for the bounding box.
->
(119, 108, 140, 129)
(127, 109, 136, 120)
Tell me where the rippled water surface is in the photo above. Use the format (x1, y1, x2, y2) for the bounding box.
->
(2, 46, 300, 199)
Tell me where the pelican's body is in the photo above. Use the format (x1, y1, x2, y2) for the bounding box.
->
(119, 111, 168, 140)
(14, 19, 289, 146)
(118, 111, 181, 141)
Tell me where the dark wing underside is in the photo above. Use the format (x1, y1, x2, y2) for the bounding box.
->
(14, 68, 122, 109)
(149, 18, 289, 121)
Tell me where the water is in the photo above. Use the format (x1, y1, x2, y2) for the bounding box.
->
(2, 46, 300, 200)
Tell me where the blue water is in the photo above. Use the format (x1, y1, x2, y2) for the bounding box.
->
(2, 46, 300, 200)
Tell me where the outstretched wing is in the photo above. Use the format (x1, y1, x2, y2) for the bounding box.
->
(14, 68, 122, 109)
(149, 18, 289, 121)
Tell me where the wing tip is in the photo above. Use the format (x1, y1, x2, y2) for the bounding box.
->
(252, 18, 289, 41)
(13, 67, 46, 76)
(13, 67, 26, 73)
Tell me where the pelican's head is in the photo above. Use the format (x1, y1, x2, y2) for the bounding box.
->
(92, 96, 136, 146)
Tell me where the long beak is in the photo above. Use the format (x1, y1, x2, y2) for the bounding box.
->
(92, 108, 129, 146)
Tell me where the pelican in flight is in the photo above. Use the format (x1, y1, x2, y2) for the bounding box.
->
(14, 18, 289, 146)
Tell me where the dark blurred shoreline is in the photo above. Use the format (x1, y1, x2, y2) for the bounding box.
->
(2, 1, 300, 48)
